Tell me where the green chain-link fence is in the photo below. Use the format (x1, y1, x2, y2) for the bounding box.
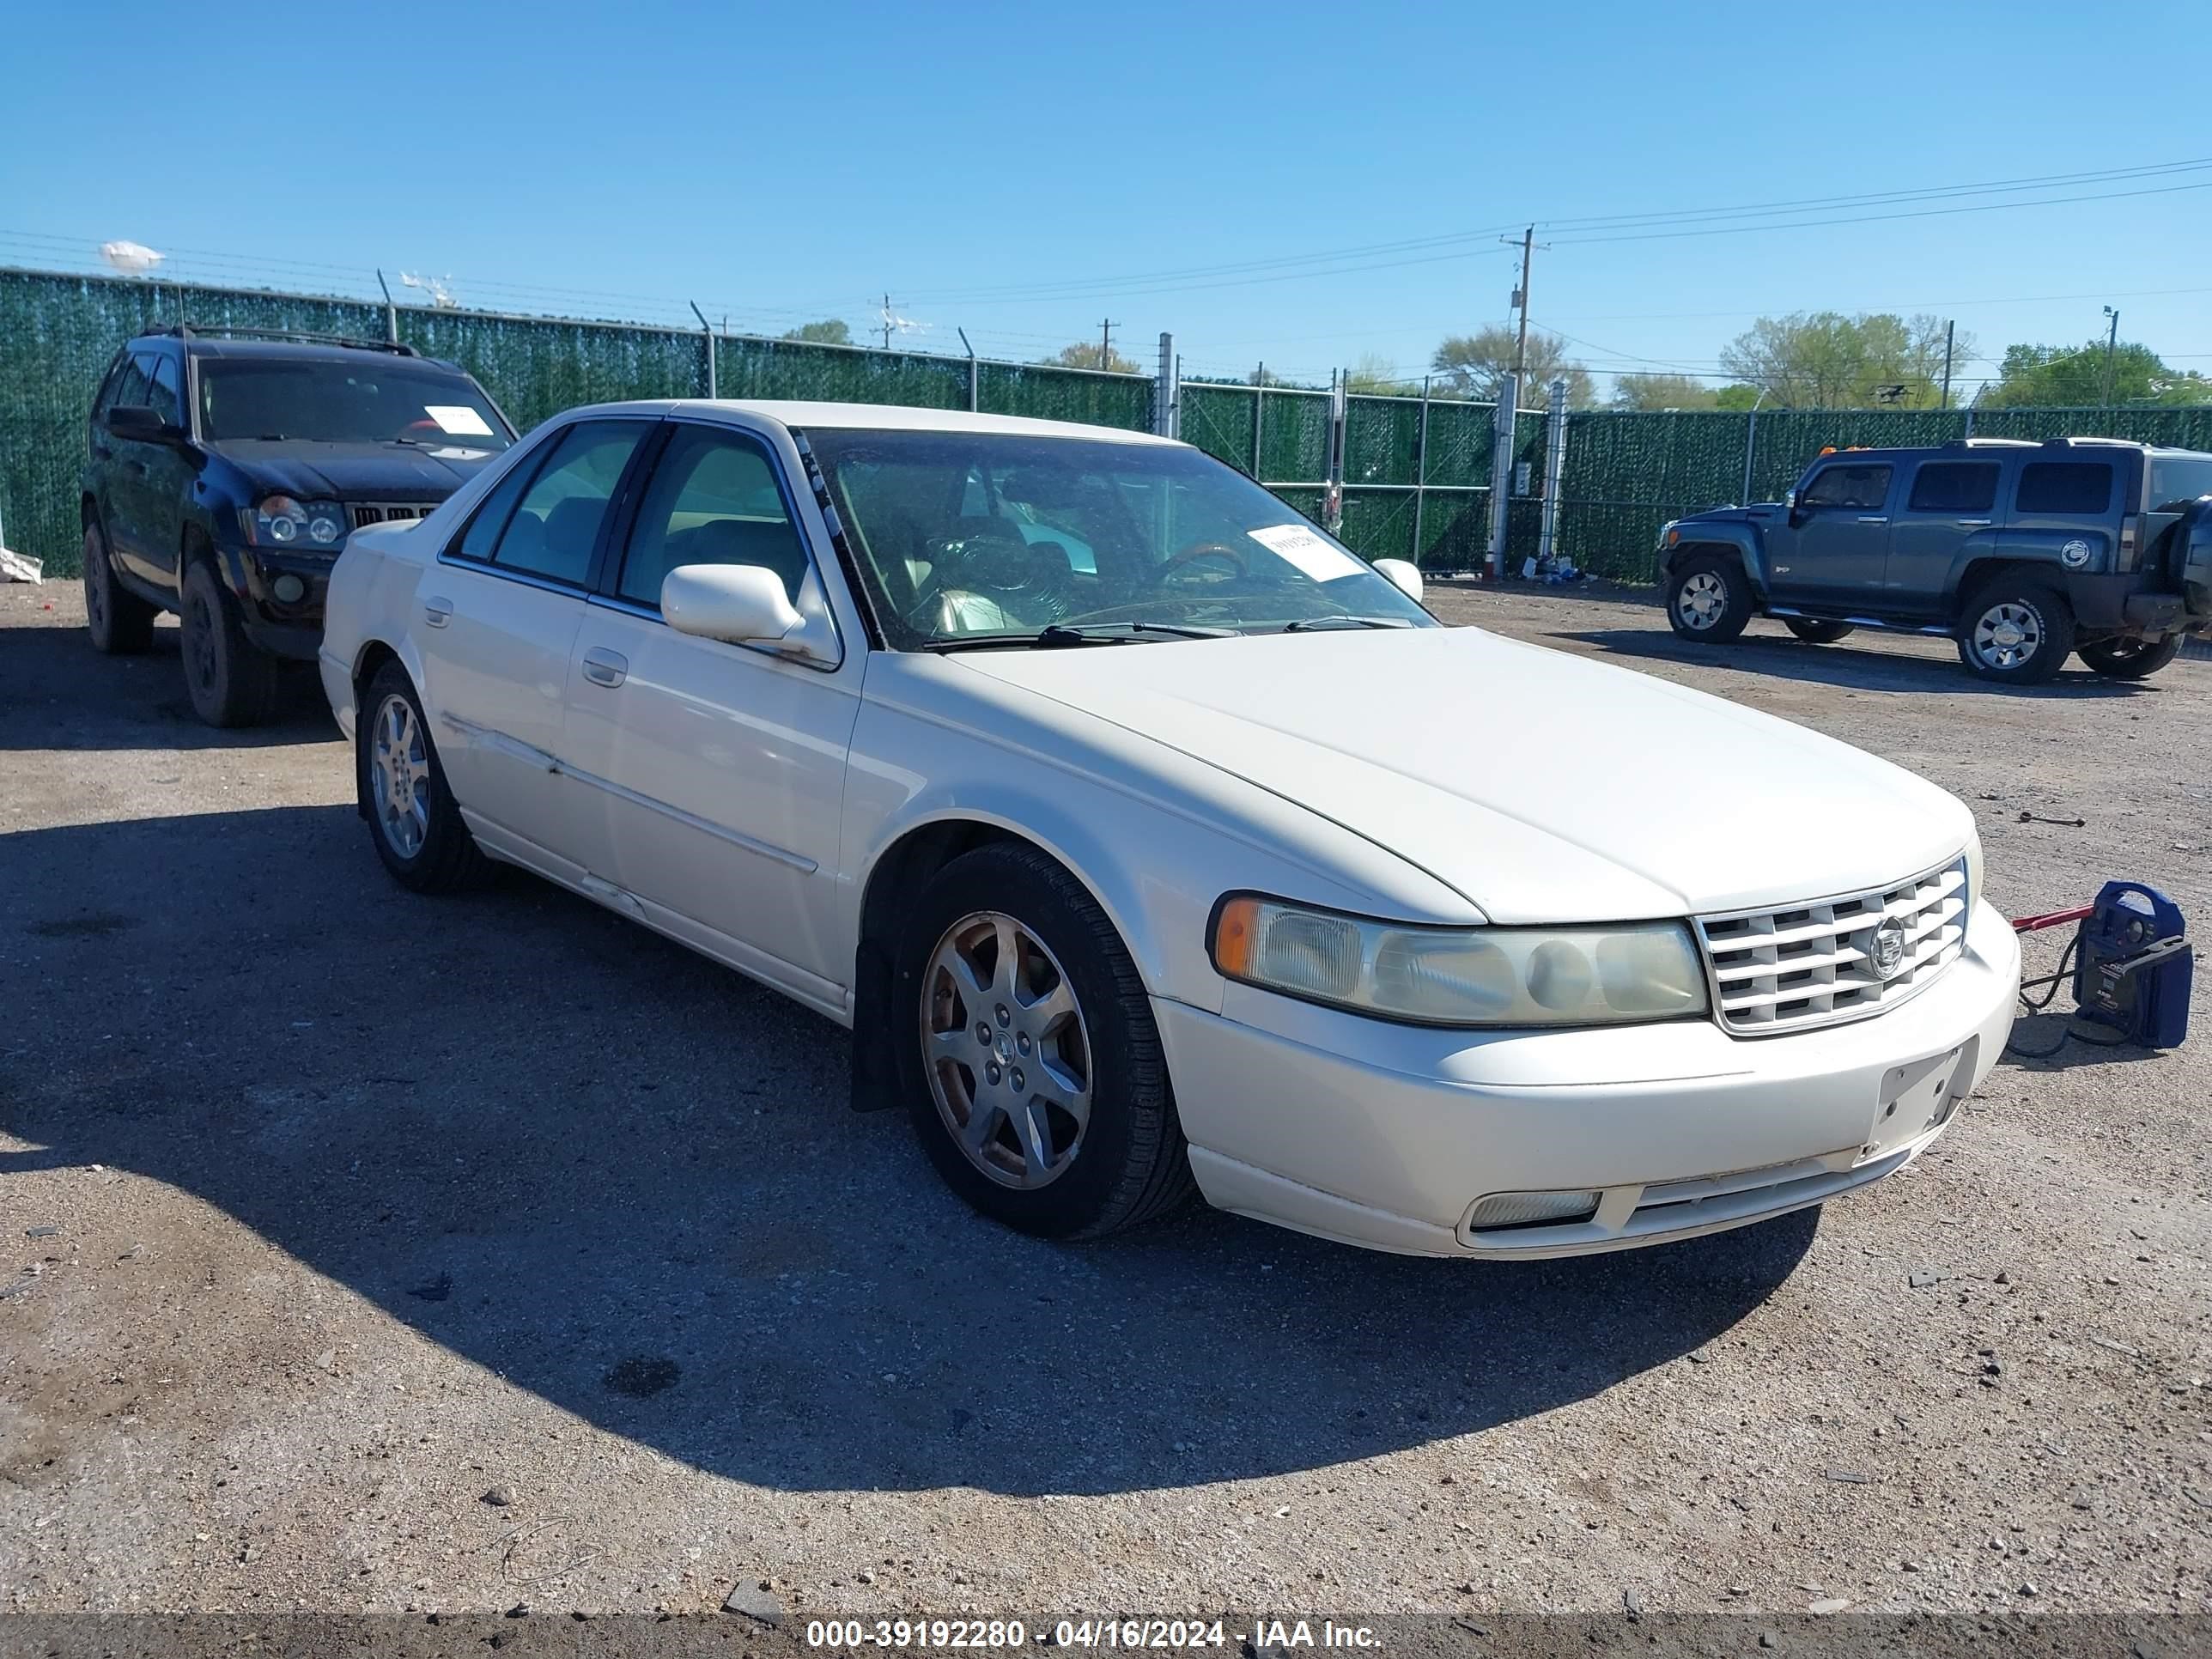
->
(9, 265, 2211, 585)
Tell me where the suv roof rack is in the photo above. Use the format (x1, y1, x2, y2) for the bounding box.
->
(1945, 437, 2040, 449)
(158, 325, 419, 357)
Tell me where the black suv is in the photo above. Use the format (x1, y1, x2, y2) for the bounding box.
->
(1657, 437, 2212, 684)
(81, 327, 516, 725)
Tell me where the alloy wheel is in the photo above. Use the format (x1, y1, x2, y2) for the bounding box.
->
(1970, 601, 2043, 671)
(1675, 571, 1727, 630)
(921, 910, 1093, 1189)
(184, 589, 218, 693)
(370, 693, 431, 859)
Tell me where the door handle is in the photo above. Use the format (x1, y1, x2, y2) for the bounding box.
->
(1856, 515, 1889, 524)
(1955, 519, 1992, 527)
(422, 596, 453, 629)
(580, 647, 628, 688)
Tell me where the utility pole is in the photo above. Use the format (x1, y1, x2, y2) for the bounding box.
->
(1098, 318, 1118, 372)
(1940, 319, 1954, 410)
(2101, 306, 2121, 409)
(1502, 225, 1536, 383)
(882, 294, 893, 352)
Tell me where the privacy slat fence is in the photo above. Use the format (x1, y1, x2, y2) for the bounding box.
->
(6, 267, 2210, 584)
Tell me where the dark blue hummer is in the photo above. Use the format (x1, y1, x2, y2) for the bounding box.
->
(81, 326, 516, 725)
(1657, 437, 2212, 684)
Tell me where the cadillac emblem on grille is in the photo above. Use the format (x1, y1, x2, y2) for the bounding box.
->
(1869, 918, 1910, 980)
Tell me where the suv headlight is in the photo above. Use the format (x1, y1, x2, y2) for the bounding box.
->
(1210, 896, 1709, 1028)
(1962, 826, 1984, 914)
(246, 495, 347, 549)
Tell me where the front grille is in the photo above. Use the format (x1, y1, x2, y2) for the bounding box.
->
(1695, 856, 1968, 1035)
(346, 501, 441, 529)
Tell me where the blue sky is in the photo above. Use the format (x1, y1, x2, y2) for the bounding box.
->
(3, 1, 2207, 396)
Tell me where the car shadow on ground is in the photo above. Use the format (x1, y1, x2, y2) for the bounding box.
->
(0, 805, 1814, 1498)
(1551, 628, 2157, 699)
(0, 617, 335, 751)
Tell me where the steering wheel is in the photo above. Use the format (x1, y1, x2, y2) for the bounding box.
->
(1158, 539, 1249, 582)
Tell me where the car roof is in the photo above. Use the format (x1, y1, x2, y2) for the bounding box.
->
(563, 398, 1182, 446)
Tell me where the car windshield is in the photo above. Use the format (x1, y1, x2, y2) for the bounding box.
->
(805, 428, 1434, 648)
(2148, 453, 2212, 508)
(196, 358, 513, 453)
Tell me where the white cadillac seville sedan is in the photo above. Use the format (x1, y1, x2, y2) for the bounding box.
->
(319, 399, 2021, 1258)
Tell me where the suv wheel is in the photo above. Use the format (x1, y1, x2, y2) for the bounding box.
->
(895, 842, 1195, 1240)
(179, 560, 283, 726)
(1957, 580, 2075, 684)
(2077, 635, 2181, 680)
(82, 520, 156, 654)
(1784, 618, 1855, 645)
(1665, 557, 1752, 642)
(359, 661, 493, 892)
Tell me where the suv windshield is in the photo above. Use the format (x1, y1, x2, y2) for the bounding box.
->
(805, 429, 1433, 648)
(2148, 453, 2212, 508)
(196, 358, 512, 452)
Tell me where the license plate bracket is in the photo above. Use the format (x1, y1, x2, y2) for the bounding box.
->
(1866, 1044, 1967, 1160)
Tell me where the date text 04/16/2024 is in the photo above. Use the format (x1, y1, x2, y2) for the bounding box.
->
(801, 1621, 1382, 1651)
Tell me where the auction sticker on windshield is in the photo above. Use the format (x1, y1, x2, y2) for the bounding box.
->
(423, 404, 495, 437)
(1247, 523, 1363, 581)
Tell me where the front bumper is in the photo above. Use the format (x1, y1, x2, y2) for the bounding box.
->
(213, 538, 332, 660)
(1157, 898, 2021, 1259)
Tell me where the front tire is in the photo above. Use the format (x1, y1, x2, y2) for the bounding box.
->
(895, 842, 1195, 1240)
(2077, 635, 2181, 680)
(1666, 557, 1752, 642)
(179, 559, 283, 726)
(1956, 579, 2074, 684)
(1784, 617, 1855, 644)
(358, 661, 492, 893)
(83, 520, 156, 654)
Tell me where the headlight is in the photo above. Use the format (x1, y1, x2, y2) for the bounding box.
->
(1210, 896, 1710, 1028)
(1660, 520, 1680, 548)
(1961, 827, 1984, 915)
(246, 495, 347, 549)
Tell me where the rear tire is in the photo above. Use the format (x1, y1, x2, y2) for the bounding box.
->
(358, 661, 493, 893)
(894, 842, 1195, 1241)
(1956, 579, 2074, 685)
(1784, 617, 1855, 644)
(83, 520, 156, 654)
(1665, 557, 1752, 643)
(2077, 635, 2181, 680)
(179, 558, 283, 726)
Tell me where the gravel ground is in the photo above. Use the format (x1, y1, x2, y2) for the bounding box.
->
(1, 577, 2207, 1626)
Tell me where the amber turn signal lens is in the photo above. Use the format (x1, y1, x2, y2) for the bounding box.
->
(1212, 896, 1260, 979)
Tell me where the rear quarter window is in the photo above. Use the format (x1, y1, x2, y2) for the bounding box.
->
(2015, 462, 2113, 515)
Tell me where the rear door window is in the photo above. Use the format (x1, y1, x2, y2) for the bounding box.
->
(1799, 464, 1893, 510)
(2015, 461, 2113, 515)
(1907, 461, 1998, 514)
(485, 422, 648, 586)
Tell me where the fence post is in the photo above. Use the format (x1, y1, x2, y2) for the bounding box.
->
(375, 269, 398, 344)
(1251, 362, 1264, 478)
(1324, 370, 1346, 534)
(1412, 375, 1431, 566)
(690, 301, 716, 398)
(1741, 390, 1765, 504)
(1154, 333, 1176, 438)
(1538, 378, 1567, 566)
(957, 327, 979, 412)
(1486, 374, 1519, 577)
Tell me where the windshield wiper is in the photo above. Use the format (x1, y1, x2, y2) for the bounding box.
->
(1278, 614, 1413, 632)
(922, 621, 1233, 653)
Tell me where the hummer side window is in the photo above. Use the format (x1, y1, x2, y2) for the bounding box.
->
(1798, 465, 1891, 510)
(2015, 462, 2113, 516)
(1907, 462, 1998, 514)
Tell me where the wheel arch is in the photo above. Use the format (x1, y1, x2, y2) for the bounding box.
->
(1951, 557, 2067, 626)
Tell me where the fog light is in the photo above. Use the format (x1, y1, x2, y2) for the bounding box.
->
(1467, 1190, 1600, 1231)
(271, 574, 306, 603)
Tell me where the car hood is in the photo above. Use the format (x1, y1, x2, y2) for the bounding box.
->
(948, 626, 1972, 923)
(1675, 504, 1771, 526)
(206, 439, 499, 500)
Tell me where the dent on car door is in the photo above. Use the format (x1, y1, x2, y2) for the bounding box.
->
(410, 419, 653, 881)
(561, 420, 862, 1002)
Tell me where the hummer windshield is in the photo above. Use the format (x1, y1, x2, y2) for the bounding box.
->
(805, 429, 1434, 650)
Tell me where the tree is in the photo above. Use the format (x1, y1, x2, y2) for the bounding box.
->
(1717, 312, 1969, 409)
(1344, 352, 1419, 397)
(1429, 326, 1593, 407)
(1047, 341, 1141, 374)
(1979, 339, 2212, 408)
(781, 319, 852, 345)
(1712, 384, 1762, 411)
(1610, 373, 1721, 411)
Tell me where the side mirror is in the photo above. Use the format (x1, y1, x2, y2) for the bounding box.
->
(663, 563, 803, 644)
(1373, 557, 1424, 604)
(107, 404, 179, 443)
(1783, 489, 1797, 510)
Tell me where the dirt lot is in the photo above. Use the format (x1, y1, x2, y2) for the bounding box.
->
(2, 578, 2207, 1626)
